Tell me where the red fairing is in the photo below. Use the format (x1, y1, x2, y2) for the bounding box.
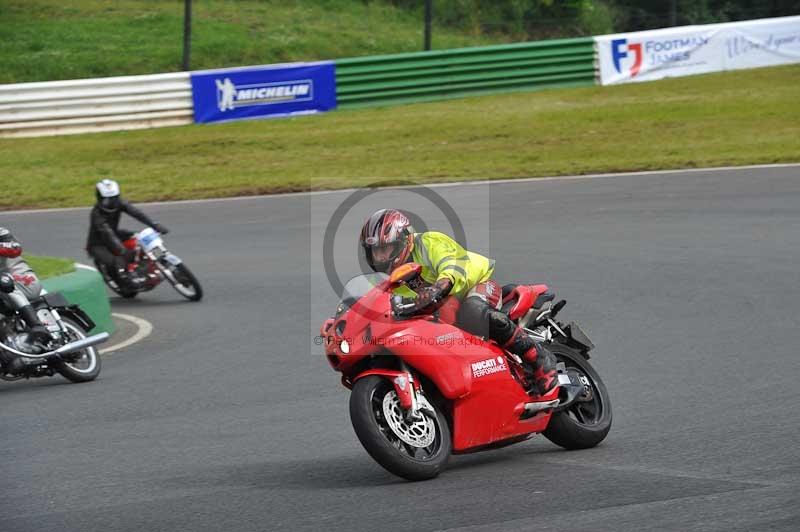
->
(0, 242, 22, 258)
(325, 277, 558, 453)
(437, 296, 460, 325)
(505, 284, 549, 321)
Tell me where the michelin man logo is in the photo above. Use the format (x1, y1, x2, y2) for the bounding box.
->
(216, 78, 236, 112)
(214, 77, 314, 113)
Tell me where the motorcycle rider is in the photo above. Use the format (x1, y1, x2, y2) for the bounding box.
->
(0, 227, 53, 370)
(359, 209, 557, 396)
(86, 179, 168, 290)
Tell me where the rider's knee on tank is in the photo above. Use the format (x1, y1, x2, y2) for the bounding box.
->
(457, 295, 516, 345)
(456, 295, 490, 336)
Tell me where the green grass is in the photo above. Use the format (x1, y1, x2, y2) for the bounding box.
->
(1, 64, 799, 210)
(0, 0, 507, 84)
(26, 256, 76, 279)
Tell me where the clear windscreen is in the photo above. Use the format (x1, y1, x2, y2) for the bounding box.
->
(336, 272, 388, 316)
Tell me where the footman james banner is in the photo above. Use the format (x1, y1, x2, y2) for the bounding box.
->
(190, 62, 337, 123)
(595, 15, 800, 85)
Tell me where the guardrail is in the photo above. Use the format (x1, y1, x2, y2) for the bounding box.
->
(0, 36, 597, 138)
(0, 72, 193, 138)
(335, 37, 597, 109)
(2, 15, 796, 138)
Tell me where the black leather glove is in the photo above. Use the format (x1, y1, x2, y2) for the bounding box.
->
(153, 223, 169, 235)
(411, 278, 453, 313)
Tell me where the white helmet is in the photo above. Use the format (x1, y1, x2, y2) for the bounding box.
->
(95, 179, 121, 212)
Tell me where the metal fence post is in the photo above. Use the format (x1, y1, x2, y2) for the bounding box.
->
(424, 0, 433, 51)
(183, 0, 192, 71)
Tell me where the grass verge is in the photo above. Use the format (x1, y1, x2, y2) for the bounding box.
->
(0, 64, 799, 210)
(26, 256, 76, 280)
(0, 0, 505, 84)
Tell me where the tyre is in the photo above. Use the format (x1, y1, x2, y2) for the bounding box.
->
(349, 376, 451, 481)
(95, 261, 137, 299)
(56, 318, 101, 383)
(167, 263, 203, 302)
(542, 342, 612, 450)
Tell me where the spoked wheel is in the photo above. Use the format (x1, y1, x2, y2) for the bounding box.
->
(165, 263, 203, 302)
(55, 318, 101, 383)
(95, 261, 137, 299)
(349, 375, 451, 481)
(542, 343, 611, 449)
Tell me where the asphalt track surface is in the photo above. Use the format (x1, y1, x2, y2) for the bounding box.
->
(2, 166, 799, 532)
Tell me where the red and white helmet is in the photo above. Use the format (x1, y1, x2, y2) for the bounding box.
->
(359, 209, 415, 273)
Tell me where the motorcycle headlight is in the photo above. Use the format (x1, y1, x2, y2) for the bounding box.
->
(339, 339, 350, 354)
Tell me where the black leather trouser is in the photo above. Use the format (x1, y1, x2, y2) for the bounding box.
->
(457, 295, 518, 347)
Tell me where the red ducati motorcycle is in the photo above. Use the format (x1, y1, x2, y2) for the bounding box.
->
(321, 263, 611, 481)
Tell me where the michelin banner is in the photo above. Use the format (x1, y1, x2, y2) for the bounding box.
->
(190, 62, 336, 123)
(596, 16, 800, 85)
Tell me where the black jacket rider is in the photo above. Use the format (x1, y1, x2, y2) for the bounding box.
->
(86, 195, 167, 290)
(87, 199, 158, 254)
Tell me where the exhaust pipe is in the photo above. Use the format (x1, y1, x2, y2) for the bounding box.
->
(53, 332, 110, 356)
(0, 332, 110, 359)
(523, 398, 560, 414)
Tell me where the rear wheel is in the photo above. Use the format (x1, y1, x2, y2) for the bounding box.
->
(349, 376, 451, 481)
(56, 318, 101, 383)
(95, 261, 137, 299)
(542, 343, 611, 449)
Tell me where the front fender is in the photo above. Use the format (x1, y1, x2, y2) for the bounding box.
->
(57, 306, 96, 332)
(353, 369, 418, 410)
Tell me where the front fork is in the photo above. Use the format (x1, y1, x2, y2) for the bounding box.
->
(396, 362, 435, 421)
(151, 251, 183, 285)
(354, 363, 435, 421)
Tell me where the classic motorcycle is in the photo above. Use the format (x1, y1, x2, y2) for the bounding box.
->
(95, 227, 203, 301)
(320, 263, 611, 480)
(0, 274, 108, 383)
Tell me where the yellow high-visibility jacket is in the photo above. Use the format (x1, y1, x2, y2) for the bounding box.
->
(410, 231, 495, 299)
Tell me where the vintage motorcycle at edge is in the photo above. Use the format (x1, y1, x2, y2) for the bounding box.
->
(0, 276, 108, 384)
(95, 227, 203, 302)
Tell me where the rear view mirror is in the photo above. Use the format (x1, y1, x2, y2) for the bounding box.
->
(390, 262, 422, 284)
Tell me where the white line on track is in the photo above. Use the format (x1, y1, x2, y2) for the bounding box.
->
(99, 312, 153, 355)
(2, 162, 799, 216)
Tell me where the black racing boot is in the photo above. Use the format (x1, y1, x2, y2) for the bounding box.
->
(503, 327, 558, 396)
(18, 305, 52, 345)
(115, 268, 144, 291)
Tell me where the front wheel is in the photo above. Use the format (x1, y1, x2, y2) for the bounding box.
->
(56, 318, 101, 383)
(542, 343, 612, 450)
(166, 263, 203, 302)
(349, 376, 451, 481)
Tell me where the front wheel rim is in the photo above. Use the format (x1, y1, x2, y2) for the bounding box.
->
(61, 322, 98, 374)
(370, 384, 442, 462)
(168, 266, 198, 298)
